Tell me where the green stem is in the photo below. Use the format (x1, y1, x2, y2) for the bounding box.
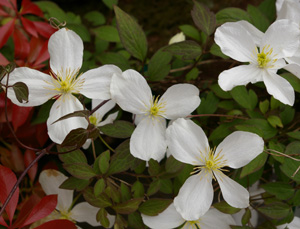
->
(99, 134, 115, 152)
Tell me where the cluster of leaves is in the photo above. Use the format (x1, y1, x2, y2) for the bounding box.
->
(1, 0, 300, 228)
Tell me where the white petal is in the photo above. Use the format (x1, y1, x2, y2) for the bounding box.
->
(218, 64, 263, 91)
(166, 118, 209, 165)
(98, 112, 118, 127)
(93, 99, 116, 119)
(198, 208, 235, 229)
(80, 65, 122, 100)
(233, 207, 259, 227)
(261, 19, 300, 59)
(39, 169, 73, 212)
(215, 171, 249, 208)
(214, 22, 256, 62)
(2, 67, 56, 106)
(276, 0, 285, 12)
(277, 0, 300, 24)
(47, 94, 89, 144)
(263, 70, 295, 105)
(236, 20, 264, 46)
(174, 171, 214, 221)
(160, 84, 200, 119)
(49, 28, 83, 75)
(110, 69, 152, 114)
(277, 216, 300, 229)
(216, 131, 264, 169)
(141, 203, 185, 229)
(284, 63, 300, 79)
(130, 117, 167, 161)
(82, 139, 92, 149)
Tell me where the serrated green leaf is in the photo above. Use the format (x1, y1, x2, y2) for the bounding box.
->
(128, 212, 145, 229)
(147, 48, 172, 81)
(132, 181, 144, 198)
(210, 43, 229, 59)
(106, 184, 121, 203)
(84, 11, 105, 26)
(259, 99, 269, 114)
(83, 187, 112, 208)
(185, 67, 199, 81)
(179, 24, 201, 41)
(216, 7, 251, 24)
(63, 163, 96, 180)
(257, 202, 291, 219)
(165, 156, 184, 174)
(99, 150, 110, 174)
(52, 110, 89, 124)
(287, 131, 300, 140)
(100, 120, 135, 138)
(147, 179, 161, 196)
(59, 177, 90, 191)
(247, 5, 270, 32)
(103, 0, 118, 9)
(159, 179, 172, 194)
(93, 25, 120, 42)
(148, 159, 161, 176)
(163, 40, 202, 60)
(121, 183, 131, 202)
(240, 152, 267, 178)
(12, 82, 29, 103)
(97, 52, 131, 71)
(114, 6, 147, 61)
(94, 178, 106, 197)
(113, 198, 143, 214)
(97, 208, 110, 228)
(139, 199, 172, 216)
(231, 86, 257, 110)
(197, 91, 219, 114)
(213, 201, 241, 214)
(191, 1, 216, 36)
(242, 208, 251, 226)
(61, 128, 89, 148)
(261, 182, 294, 200)
(267, 115, 283, 128)
(58, 149, 88, 164)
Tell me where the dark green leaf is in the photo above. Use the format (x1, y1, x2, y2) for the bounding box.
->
(58, 149, 88, 164)
(147, 48, 172, 81)
(159, 179, 173, 194)
(93, 25, 120, 42)
(259, 99, 269, 114)
(132, 181, 144, 198)
(106, 184, 121, 203)
(179, 24, 201, 41)
(280, 106, 295, 125)
(148, 159, 161, 176)
(257, 202, 291, 219)
(12, 82, 29, 103)
(242, 208, 251, 226)
(147, 179, 161, 196)
(121, 183, 131, 202)
(287, 131, 300, 140)
(4, 62, 16, 73)
(59, 177, 90, 191)
(261, 182, 294, 200)
(267, 115, 283, 128)
(197, 92, 219, 114)
(84, 11, 105, 26)
(210, 43, 229, 59)
(230, 86, 257, 110)
(247, 5, 270, 32)
(139, 199, 172, 216)
(61, 128, 89, 148)
(258, 0, 276, 22)
(113, 198, 143, 214)
(97, 52, 131, 71)
(97, 208, 110, 228)
(99, 150, 110, 174)
(103, 0, 118, 9)
(165, 156, 184, 174)
(114, 6, 147, 61)
(63, 163, 96, 180)
(52, 110, 89, 124)
(164, 40, 202, 60)
(185, 67, 199, 81)
(83, 187, 112, 208)
(99, 120, 135, 138)
(210, 84, 232, 99)
(128, 212, 145, 229)
(216, 7, 251, 24)
(191, 1, 216, 36)
(214, 201, 241, 214)
(94, 178, 106, 197)
(240, 152, 267, 178)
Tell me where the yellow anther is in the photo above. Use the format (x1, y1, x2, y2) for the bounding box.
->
(205, 160, 214, 169)
(89, 116, 98, 126)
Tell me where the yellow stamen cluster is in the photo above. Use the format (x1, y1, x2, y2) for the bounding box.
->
(256, 45, 277, 68)
(59, 209, 72, 220)
(183, 220, 201, 229)
(144, 95, 166, 119)
(89, 115, 98, 126)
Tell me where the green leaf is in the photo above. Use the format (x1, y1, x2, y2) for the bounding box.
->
(97, 52, 131, 71)
(67, 24, 91, 42)
(230, 86, 257, 110)
(63, 163, 96, 180)
(113, 198, 143, 214)
(148, 159, 161, 176)
(99, 120, 135, 138)
(267, 115, 283, 128)
(280, 142, 300, 182)
(103, 0, 118, 9)
(261, 182, 294, 200)
(59, 177, 90, 191)
(258, 0, 276, 22)
(84, 11, 105, 26)
(216, 7, 251, 24)
(121, 183, 131, 202)
(191, 1, 216, 36)
(159, 179, 173, 194)
(247, 5, 270, 32)
(179, 24, 201, 41)
(280, 106, 295, 125)
(83, 187, 112, 208)
(259, 99, 269, 114)
(12, 82, 29, 103)
(94, 178, 106, 197)
(210, 84, 232, 99)
(257, 202, 291, 219)
(147, 179, 161, 196)
(93, 25, 120, 42)
(58, 149, 88, 164)
(107, 140, 138, 175)
(128, 212, 145, 229)
(97, 208, 110, 228)
(31, 100, 53, 124)
(61, 128, 89, 148)
(36, 1, 67, 21)
(139, 199, 172, 216)
(165, 156, 184, 174)
(287, 131, 300, 140)
(114, 6, 147, 61)
(163, 40, 202, 60)
(185, 67, 199, 81)
(132, 181, 144, 198)
(197, 91, 219, 114)
(99, 150, 110, 174)
(213, 201, 241, 214)
(105, 185, 121, 203)
(147, 48, 172, 81)
(242, 208, 251, 226)
(210, 43, 229, 59)
(52, 110, 89, 124)
(240, 152, 267, 178)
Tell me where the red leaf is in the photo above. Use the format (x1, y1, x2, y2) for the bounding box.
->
(0, 19, 15, 49)
(0, 0, 17, 10)
(24, 150, 37, 182)
(34, 40, 50, 66)
(21, 0, 43, 17)
(0, 165, 19, 224)
(0, 8, 10, 16)
(12, 105, 32, 130)
(13, 28, 30, 59)
(32, 21, 56, 38)
(11, 144, 25, 172)
(21, 17, 38, 38)
(34, 219, 77, 229)
(13, 194, 57, 228)
(0, 52, 9, 65)
(0, 216, 8, 227)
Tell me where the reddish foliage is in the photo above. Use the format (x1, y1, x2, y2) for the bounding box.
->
(34, 219, 77, 229)
(24, 149, 38, 182)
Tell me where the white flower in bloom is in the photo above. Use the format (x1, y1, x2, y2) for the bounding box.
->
(82, 99, 118, 149)
(168, 32, 186, 44)
(276, 0, 300, 14)
(277, 216, 300, 229)
(215, 19, 300, 105)
(141, 203, 235, 229)
(110, 69, 200, 161)
(1, 28, 122, 144)
(166, 118, 264, 220)
(38, 169, 115, 228)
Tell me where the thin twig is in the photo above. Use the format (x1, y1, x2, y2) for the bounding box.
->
(90, 100, 109, 115)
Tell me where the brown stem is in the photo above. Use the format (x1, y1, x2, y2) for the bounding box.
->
(90, 100, 109, 115)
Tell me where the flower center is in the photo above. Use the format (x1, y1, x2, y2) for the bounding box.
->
(60, 80, 71, 93)
(145, 95, 166, 118)
(59, 209, 72, 220)
(184, 220, 201, 229)
(256, 45, 277, 68)
(205, 159, 214, 169)
(89, 115, 98, 126)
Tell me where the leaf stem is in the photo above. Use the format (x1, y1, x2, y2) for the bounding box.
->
(98, 134, 115, 153)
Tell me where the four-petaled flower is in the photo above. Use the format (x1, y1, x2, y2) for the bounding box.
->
(166, 118, 264, 220)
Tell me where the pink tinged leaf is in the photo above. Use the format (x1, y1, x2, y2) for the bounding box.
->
(0, 165, 19, 224)
(20, 0, 43, 16)
(13, 28, 30, 59)
(21, 17, 38, 38)
(0, 215, 8, 227)
(0, 52, 9, 65)
(0, 19, 15, 49)
(0, 8, 9, 16)
(34, 40, 50, 66)
(12, 105, 32, 131)
(32, 21, 56, 38)
(34, 219, 77, 229)
(24, 150, 37, 182)
(11, 144, 25, 172)
(0, 0, 17, 10)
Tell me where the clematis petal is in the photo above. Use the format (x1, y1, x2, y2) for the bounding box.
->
(80, 65, 122, 100)
(218, 64, 263, 91)
(236, 20, 263, 46)
(284, 63, 300, 79)
(166, 118, 209, 165)
(47, 94, 89, 144)
(141, 203, 185, 229)
(261, 19, 300, 59)
(196, 208, 235, 229)
(92, 99, 116, 119)
(216, 131, 264, 169)
(71, 202, 115, 227)
(263, 70, 295, 105)
(39, 169, 73, 212)
(48, 28, 83, 75)
(174, 170, 214, 221)
(277, 216, 300, 229)
(110, 69, 152, 114)
(215, 171, 249, 208)
(2, 67, 56, 106)
(98, 112, 118, 127)
(130, 117, 167, 161)
(214, 22, 256, 62)
(159, 84, 200, 119)
(277, 0, 300, 23)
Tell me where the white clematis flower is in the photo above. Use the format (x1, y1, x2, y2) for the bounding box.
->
(141, 203, 235, 229)
(277, 216, 300, 229)
(38, 169, 115, 228)
(82, 99, 118, 149)
(1, 28, 122, 144)
(110, 69, 200, 161)
(166, 118, 264, 221)
(215, 19, 300, 105)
